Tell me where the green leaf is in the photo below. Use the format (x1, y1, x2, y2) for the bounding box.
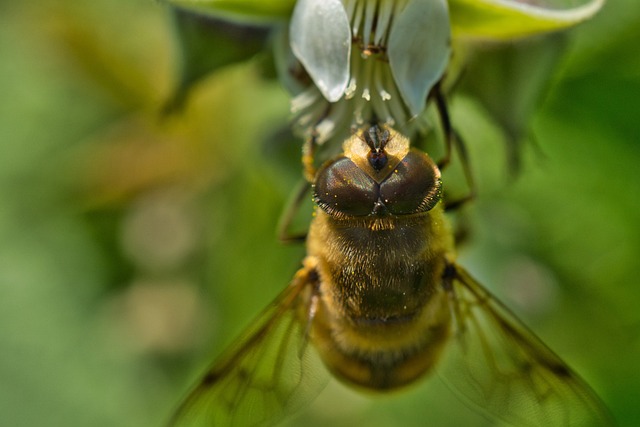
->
(458, 33, 568, 173)
(449, 0, 604, 39)
(166, 7, 273, 110)
(166, 0, 296, 22)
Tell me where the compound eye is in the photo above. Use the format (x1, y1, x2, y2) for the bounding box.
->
(314, 157, 378, 217)
(379, 150, 442, 215)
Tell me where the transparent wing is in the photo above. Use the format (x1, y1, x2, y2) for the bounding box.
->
(167, 267, 328, 427)
(438, 263, 614, 427)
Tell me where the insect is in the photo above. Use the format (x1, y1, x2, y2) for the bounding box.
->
(167, 125, 613, 427)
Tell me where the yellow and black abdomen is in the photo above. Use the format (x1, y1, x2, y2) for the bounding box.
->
(306, 210, 453, 391)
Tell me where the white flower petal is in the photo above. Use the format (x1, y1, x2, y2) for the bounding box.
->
(290, 0, 351, 102)
(388, 0, 451, 115)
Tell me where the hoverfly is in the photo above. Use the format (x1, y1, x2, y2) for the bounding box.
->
(167, 125, 613, 427)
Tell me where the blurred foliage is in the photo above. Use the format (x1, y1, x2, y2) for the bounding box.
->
(166, 7, 274, 111)
(0, 1, 639, 427)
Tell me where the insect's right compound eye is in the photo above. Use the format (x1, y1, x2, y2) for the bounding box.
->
(379, 151, 442, 215)
(314, 157, 378, 217)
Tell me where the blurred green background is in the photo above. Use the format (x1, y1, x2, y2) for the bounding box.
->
(1, 1, 639, 426)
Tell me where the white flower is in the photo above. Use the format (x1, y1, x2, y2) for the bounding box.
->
(289, 0, 451, 143)
(166, 0, 605, 145)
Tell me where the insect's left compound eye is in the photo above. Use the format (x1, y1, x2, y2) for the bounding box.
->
(314, 157, 378, 217)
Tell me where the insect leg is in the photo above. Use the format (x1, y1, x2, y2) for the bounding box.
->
(299, 264, 321, 358)
(302, 131, 319, 183)
(433, 84, 476, 211)
(434, 82, 453, 171)
(445, 130, 476, 211)
(277, 179, 311, 243)
(441, 262, 467, 338)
